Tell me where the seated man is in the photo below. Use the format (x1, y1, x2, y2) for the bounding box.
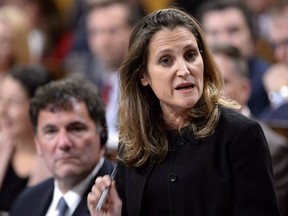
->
(210, 43, 288, 216)
(10, 77, 115, 216)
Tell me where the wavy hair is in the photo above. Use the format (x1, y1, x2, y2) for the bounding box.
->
(118, 8, 238, 167)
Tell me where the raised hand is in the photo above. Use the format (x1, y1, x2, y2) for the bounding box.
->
(87, 175, 122, 216)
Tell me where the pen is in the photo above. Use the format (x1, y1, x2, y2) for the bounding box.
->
(96, 165, 118, 212)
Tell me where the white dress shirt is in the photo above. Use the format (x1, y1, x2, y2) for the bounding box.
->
(45, 157, 104, 216)
(105, 72, 119, 149)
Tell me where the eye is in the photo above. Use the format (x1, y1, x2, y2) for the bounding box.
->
(227, 26, 239, 35)
(71, 126, 85, 132)
(185, 51, 197, 61)
(42, 126, 58, 139)
(43, 127, 57, 135)
(160, 56, 172, 66)
(68, 123, 88, 134)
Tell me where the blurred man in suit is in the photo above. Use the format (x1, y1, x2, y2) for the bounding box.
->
(85, 0, 142, 151)
(270, 1, 288, 65)
(199, 0, 271, 117)
(10, 78, 114, 216)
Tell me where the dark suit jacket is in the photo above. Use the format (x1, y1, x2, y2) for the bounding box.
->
(116, 107, 280, 216)
(10, 159, 114, 216)
(261, 122, 288, 216)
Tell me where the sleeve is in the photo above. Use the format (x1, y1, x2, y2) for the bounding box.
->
(115, 162, 128, 216)
(229, 120, 280, 216)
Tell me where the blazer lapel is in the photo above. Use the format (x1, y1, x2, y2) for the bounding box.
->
(126, 163, 155, 216)
(72, 159, 114, 216)
(38, 180, 54, 216)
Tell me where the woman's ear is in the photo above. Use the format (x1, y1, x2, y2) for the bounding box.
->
(140, 73, 149, 86)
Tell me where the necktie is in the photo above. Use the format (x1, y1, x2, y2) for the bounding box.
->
(101, 83, 112, 105)
(57, 197, 68, 216)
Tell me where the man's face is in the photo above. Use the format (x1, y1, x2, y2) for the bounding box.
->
(271, 11, 288, 64)
(34, 100, 104, 183)
(87, 4, 132, 69)
(202, 8, 255, 59)
(213, 53, 251, 107)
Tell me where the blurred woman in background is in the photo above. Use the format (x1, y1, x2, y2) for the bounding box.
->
(0, 6, 31, 82)
(0, 65, 52, 214)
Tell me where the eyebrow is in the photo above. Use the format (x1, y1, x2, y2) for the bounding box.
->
(155, 43, 198, 56)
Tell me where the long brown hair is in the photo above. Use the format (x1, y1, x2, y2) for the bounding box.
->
(118, 8, 237, 167)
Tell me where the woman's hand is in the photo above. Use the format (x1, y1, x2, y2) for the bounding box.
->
(88, 175, 122, 216)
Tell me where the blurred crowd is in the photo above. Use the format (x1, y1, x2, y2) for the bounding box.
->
(0, 0, 287, 215)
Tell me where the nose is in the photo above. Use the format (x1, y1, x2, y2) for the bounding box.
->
(57, 130, 72, 151)
(176, 59, 190, 78)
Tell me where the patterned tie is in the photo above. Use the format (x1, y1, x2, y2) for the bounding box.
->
(57, 197, 68, 216)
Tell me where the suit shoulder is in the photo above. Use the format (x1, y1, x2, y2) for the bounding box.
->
(12, 178, 53, 205)
(219, 107, 260, 129)
(21, 178, 54, 196)
(10, 178, 54, 216)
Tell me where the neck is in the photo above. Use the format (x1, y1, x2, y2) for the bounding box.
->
(57, 172, 89, 193)
(162, 109, 190, 130)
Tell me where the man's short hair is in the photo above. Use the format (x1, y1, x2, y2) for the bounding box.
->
(86, 0, 143, 27)
(209, 43, 249, 78)
(197, 0, 256, 40)
(29, 77, 107, 135)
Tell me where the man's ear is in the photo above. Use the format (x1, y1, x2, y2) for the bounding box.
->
(34, 136, 43, 156)
(140, 73, 149, 86)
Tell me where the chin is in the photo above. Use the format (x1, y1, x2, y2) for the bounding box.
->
(57, 169, 83, 179)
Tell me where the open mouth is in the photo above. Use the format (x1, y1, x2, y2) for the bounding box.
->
(175, 84, 195, 90)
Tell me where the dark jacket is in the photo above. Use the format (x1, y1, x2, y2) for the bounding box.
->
(116, 107, 280, 216)
(10, 159, 114, 216)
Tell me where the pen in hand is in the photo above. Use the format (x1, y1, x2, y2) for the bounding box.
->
(96, 165, 118, 212)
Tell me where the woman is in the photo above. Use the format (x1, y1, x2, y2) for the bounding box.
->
(88, 8, 280, 216)
(0, 65, 52, 213)
(0, 6, 31, 82)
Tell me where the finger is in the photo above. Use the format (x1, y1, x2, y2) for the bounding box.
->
(87, 192, 100, 216)
(88, 177, 107, 214)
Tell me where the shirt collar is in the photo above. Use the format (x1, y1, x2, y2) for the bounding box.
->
(49, 157, 104, 216)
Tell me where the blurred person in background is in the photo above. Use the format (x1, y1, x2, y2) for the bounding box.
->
(139, 0, 209, 15)
(3, 0, 71, 79)
(83, 0, 142, 151)
(0, 65, 52, 214)
(198, 0, 271, 118)
(240, 0, 281, 41)
(0, 6, 31, 82)
(210, 43, 288, 216)
(210, 43, 252, 116)
(258, 2, 288, 128)
(261, 63, 288, 122)
(239, 0, 281, 63)
(269, 1, 288, 65)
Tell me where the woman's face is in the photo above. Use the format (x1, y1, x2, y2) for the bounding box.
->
(141, 26, 204, 116)
(0, 76, 31, 137)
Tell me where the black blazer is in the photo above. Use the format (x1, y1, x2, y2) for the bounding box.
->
(116, 107, 280, 216)
(10, 159, 114, 216)
(261, 122, 288, 216)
